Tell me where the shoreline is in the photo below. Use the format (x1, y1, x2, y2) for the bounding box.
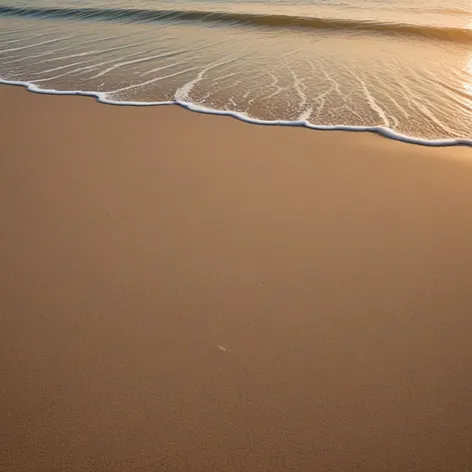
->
(2, 84, 472, 471)
(1, 79, 471, 148)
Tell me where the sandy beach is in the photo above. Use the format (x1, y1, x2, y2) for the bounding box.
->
(1, 84, 472, 471)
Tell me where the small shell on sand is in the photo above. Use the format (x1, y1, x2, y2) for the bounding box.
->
(217, 345, 227, 352)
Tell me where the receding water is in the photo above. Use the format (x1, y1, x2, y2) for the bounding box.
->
(1, 0, 472, 143)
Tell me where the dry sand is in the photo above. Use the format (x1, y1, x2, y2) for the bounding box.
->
(1, 85, 472, 471)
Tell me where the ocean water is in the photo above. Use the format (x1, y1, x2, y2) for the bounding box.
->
(1, 0, 471, 144)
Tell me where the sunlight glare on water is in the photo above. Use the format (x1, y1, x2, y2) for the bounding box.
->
(0, 0, 472, 143)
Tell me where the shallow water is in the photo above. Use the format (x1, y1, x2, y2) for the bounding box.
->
(1, 0, 472, 143)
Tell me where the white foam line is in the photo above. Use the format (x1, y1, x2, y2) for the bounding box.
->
(139, 56, 191, 77)
(0, 27, 68, 45)
(3, 47, 85, 65)
(354, 71, 389, 128)
(0, 78, 471, 148)
(110, 65, 202, 94)
(0, 27, 33, 38)
(140, 38, 237, 77)
(1, 34, 120, 65)
(168, 67, 207, 99)
(289, 68, 307, 108)
(139, 61, 182, 78)
(411, 96, 459, 136)
(266, 73, 282, 96)
(213, 79, 242, 94)
(35, 59, 97, 75)
(308, 59, 342, 96)
(395, 80, 417, 113)
(34, 47, 157, 83)
(35, 49, 102, 64)
(36, 38, 153, 65)
(213, 71, 238, 81)
(298, 106, 313, 121)
(199, 91, 212, 101)
(113, 54, 247, 97)
(175, 54, 247, 101)
(0, 31, 51, 45)
(386, 91, 410, 119)
(0, 35, 77, 53)
(76, 47, 155, 74)
(313, 84, 334, 120)
(261, 83, 287, 101)
(437, 87, 472, 113)
(90, 49, 183, 79)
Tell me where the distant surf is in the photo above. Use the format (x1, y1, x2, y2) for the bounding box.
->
(1, 5, 472, 43)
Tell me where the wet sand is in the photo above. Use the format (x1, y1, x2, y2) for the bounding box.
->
(1, 84, 472, 471)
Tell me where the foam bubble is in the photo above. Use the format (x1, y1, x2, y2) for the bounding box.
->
(1, 77, 471, 148)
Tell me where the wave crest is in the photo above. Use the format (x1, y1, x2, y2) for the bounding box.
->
(1, 5, 471, 43)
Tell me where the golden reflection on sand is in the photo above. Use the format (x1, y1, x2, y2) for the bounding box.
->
(466, 18, 472, 96)
(465, 53, 472, 98)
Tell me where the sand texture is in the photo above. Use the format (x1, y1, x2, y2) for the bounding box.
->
(1, 85, 472, 471)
